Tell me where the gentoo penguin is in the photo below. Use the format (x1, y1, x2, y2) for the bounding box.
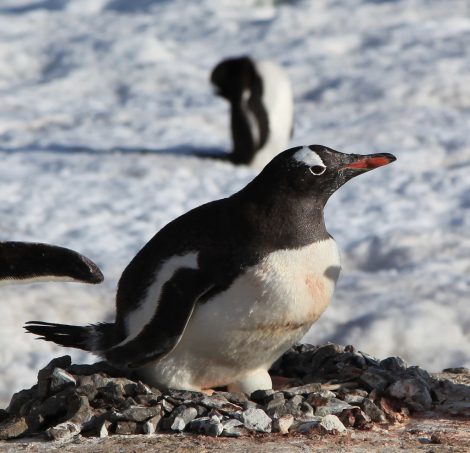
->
(25, 145, 395, 393)
(211, 56, 294, 168)
(0, 242, 103, 285)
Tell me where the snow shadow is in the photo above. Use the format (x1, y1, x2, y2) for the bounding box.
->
(0, 0, 68, 14)
(0, 144, 229, 160)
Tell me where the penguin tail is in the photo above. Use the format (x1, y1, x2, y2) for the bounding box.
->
(24, 321, 116, 353)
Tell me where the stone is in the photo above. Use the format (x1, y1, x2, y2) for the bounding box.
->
(284, 394, 303, 416)
(170, 407, 197, 432)
(295, 419, 322, 433)
(26, 390, 72, 432)
(315, 398, 353, 416)
(250, 389, 275, 402)
(299, 401, 315, 419)
(135, 394, 161, 406)
(189, 416, 224, 437)
(206, 408, 222, 421)
(195, 405, 207, 417)
(272, 414, 294, 434)
(114, 420, 140, 435)
(117, 405, 162, 422)
(199, 394, 242, 413)
(37, 356, 72, 398)
(440, 400, 470, 417)
(0, 417, 29, 440)
(306, 390, 336, 407)
(343, 407, 372, 429)
(49, 368, 76, 394)
(343, 393, 365, 405)
(47, 421, 80, 441)
(442, 367, 469, 374)
(319, 414, 347, 434)
(7, 388, 37, 416)
(359, 369, 392, 391)
(282, 383, 322, 397)
(161, 398, 175, 413)
(143, 414, 162, 434)
(136, 381, 154, 395)
(67, 394, 93, 427)
(221, 418, 244, 437)
(241, 408, 271, 433)
(359, 352, 380, 367)
(377, 397, 409, 423)
(170, 416, 186, 432)
(264, 394, 286, 417)
(387, 378, 432, 411)
(214, 391, 249, 406)
(380, 356, 408, 371)
(166, 389, 204, 401)
(242, 400, 258, 410)
(361, 398, 387, 423)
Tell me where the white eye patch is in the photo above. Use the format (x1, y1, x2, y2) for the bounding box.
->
(293, 146, 326, 175)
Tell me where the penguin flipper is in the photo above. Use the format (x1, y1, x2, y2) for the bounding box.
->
(0, 241, 103, 285)
(106, 268, 214, 368)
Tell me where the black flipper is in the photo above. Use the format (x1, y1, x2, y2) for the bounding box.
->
(0, 241, 103, 284)
(105, 268, 214, 368)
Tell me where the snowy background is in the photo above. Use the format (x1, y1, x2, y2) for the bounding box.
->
(1, 0, 470, 406)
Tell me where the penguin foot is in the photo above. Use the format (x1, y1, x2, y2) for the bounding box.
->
(227, 369, 272, 394)
(201, 388, 215, 396)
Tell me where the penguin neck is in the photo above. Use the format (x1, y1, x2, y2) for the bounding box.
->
(232, 186, 330, 250)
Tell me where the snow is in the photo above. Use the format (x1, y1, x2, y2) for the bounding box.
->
(0, 0, 469, 406)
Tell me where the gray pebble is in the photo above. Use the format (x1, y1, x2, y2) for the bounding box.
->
(189, 416, 224, 437)
(241, 407, 271, 433)
(143, 414, 162, 434)
(47, 421, 80, 441)
(319, 414, 347, 433)
(49, 368, 76, 394)
(283, 383, 322, 397)
(272, 414, 294, 434)
(387, 378, 432, 411)
(361, 398, 387, 423)
(315, 398, 352, 416)
(0, 417, 28, 440)
(380, 356, 408, 371)
(221, 418, 244, 437)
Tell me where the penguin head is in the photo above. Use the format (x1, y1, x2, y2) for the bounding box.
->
(210, 56, 257, 101)
(257, 144, 396, 204)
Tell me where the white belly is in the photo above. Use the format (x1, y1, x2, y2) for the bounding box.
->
(138, 238, 341, 390)
(251, 60, 294, 169)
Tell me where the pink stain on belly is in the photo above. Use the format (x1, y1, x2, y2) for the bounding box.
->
(305, 274, 326, 299)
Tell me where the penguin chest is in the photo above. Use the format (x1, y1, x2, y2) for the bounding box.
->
(243, 238, 341, 335)
(184, 238, 341, 363)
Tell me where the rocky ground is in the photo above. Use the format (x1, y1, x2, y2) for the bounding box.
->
(0, 344, 469, 452)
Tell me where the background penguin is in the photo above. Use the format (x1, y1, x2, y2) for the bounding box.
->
(0, 242, 103, 285)
(211, 56, 294, 168)
(25, 145, 395, 393)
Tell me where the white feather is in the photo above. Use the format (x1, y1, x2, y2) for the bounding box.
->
(293, 146, 326, 167)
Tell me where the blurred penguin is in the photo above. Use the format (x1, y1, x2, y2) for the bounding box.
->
(211, 56, 294, 168)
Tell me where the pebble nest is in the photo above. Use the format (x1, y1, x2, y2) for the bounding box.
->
(1, 343, 469, 441)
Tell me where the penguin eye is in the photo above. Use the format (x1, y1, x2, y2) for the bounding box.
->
(309, 165, 326, 176)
